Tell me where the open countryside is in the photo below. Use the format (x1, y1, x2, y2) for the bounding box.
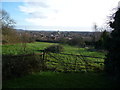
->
(2, 42, 115, 88)
(1, 0, 120, 89)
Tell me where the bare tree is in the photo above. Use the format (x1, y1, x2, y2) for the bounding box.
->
(0, 10, 16, 28)
(0, 10, 20, 44)
(92, 23, 102, 43)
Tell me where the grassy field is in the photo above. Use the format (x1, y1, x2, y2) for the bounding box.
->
(3, 71, 116, 88)
(2, 42, 110, 88)
(46, 53, 104, 72)
(2, 42, 105, 72)
(2, 42, 57, 55)
(2, 42, 105, 57)
(63, 44, 105, 57)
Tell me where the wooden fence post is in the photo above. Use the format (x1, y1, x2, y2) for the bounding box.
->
(42, 50, 46, 71)
(74, 57, 77, 71)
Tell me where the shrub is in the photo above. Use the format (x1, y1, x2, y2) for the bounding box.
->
(2, 54, 43, 80)
(45, 45, 64, 53)
(2, 40, 8, 44)
(95, 30, 109, 50)
(67, 37, 85, 47)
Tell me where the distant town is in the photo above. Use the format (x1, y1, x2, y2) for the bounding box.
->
(17, 29, 102, 42)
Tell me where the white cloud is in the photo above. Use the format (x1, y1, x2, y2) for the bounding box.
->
(19, 0, 57, 20)
(18, 0, 120, 31)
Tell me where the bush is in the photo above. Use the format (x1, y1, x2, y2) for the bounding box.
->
(2, 40, 8, 44)
(67, 37, 85, 47)
(2, 54, 43, 80)
(95, 30, 109, 50)
(45, 45, 64, 53)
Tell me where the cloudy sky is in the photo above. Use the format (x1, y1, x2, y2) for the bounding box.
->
(2, 0, 120, 31)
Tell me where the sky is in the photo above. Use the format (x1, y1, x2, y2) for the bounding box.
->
(1, 0, 120, 31)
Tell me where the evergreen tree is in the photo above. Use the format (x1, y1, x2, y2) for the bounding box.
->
(104, 8, 120, 80)
(95, 30, 109, 49)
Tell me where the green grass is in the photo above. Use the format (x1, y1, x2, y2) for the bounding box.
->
(2, 42, 57, 55)
(3, 42, 109, 88)
(46, 53, 104, 72)
(2, 42, 105, 58)
(2, 42, 105, 57)
(2, 42, 105, 72)
(63, 44, 105, 58)
(3, 71, 115, 88)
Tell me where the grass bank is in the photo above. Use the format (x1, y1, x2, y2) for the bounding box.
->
(3, 71, 116, 88)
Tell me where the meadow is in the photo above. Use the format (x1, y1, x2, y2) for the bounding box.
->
(2, 42, 105, 57)
(2, 42, 105, 72)
(2, 42, 57, 55)
(2, 42, 112, 88)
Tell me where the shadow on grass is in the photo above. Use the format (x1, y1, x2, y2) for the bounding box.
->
(2, 71, 118, 88)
